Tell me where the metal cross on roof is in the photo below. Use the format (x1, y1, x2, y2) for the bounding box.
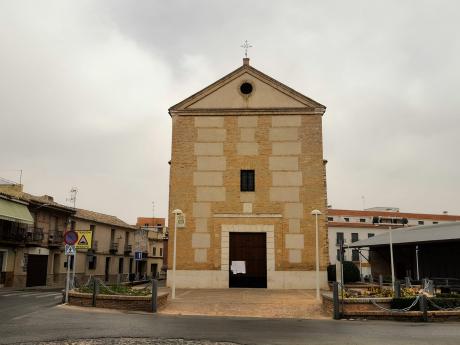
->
(240, 40, 252, 58)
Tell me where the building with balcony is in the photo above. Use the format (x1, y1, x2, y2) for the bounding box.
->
(135, 217, 167, 279)
(69, 209, 140, 285)
(327, 207, 460, 278)
(0, 181, 75, 288)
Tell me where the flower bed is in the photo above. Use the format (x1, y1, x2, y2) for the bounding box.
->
(68, 290, 169, 312)
(322, 291, 460, 321)
(77, 284, 151, 296)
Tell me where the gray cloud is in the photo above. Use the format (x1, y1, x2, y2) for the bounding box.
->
(1, 1, 459, 223)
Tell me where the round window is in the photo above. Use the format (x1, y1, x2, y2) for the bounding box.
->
(240, 82, 253, 95)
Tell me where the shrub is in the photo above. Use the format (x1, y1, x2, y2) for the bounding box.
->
(77, 284, 151, 296)
(327, 261, 361, 283)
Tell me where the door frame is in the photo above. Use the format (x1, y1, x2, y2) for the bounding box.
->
(221, 224, 275, 287)
(229, 232, 267, 288)
(26, 254, 48, 287)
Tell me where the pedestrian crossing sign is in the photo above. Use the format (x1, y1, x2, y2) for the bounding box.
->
(65, 244, 76, 256)
(75, 230, 93, 249)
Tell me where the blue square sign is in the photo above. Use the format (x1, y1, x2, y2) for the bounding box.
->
(134, 251, 143, 261)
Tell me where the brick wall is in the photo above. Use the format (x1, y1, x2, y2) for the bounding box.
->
(68, 291, 169, 312)
(169, 114, 328, 271)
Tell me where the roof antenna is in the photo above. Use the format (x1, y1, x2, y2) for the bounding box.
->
(361, 195, 366, 210)
(67, 187, 77, 209)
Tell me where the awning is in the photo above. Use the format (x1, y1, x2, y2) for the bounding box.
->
(0, 198, 34, 225)
(348, 222, 460, 248)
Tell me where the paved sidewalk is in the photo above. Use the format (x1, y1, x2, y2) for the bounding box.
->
(159, 288, 327, 319)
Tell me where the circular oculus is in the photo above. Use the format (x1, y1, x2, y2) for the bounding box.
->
(240, 82, 253, 95)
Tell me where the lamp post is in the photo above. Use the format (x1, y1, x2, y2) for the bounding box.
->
(389, 226, 395, 291)
(171, 209, 183, 299)
(311, 209, 322, 300)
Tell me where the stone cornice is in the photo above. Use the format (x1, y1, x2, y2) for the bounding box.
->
(169, 107, 325, 116)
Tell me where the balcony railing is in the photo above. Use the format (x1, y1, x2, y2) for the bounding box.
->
(124, 244, 132, 255)
(48, 231, 64, 246)
(0, 227, 26, 243)
(24, 228, 44, 243)
(109, 242, 119, 253)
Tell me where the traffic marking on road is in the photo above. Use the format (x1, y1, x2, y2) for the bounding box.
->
(35, 293, 61, 299)
(19, 293, 44, 298)
(2, 293, 25, 297)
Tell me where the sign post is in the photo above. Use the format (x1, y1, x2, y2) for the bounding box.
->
(64, 244, 76, 303)
(63, 231, 78, 303)
(172, 209, 184, 299)
(72, 230, 93, 288)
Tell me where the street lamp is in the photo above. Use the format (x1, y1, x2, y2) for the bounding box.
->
(311, 209, 322, 301)
(389, 226, 395, 291)
(171, 209, 183, 299)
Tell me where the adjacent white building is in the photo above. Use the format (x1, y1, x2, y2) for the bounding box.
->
(327, 208, 460, 277)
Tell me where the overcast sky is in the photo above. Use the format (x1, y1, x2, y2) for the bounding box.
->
(1, 1, 459, 224)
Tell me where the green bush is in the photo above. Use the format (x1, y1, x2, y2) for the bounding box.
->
(78, 284, 150, 296)
(327, 261, 361, 283)
(437, 293, 460, 299)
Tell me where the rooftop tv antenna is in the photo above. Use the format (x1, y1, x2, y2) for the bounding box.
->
(67, 187, 77, 208)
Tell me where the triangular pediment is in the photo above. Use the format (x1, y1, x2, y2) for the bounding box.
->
(169, 62, 325, 113)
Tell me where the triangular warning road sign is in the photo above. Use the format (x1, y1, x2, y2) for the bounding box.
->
(78, 235, 88, 245)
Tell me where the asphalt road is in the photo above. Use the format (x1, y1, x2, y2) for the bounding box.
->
(0, 289, 62, 322)
(1, 291, 460, 345)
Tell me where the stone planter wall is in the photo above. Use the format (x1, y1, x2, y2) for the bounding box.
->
(322, 294, 391, 313)
(322, 294, 460, 321)
(68, 291, 169, 312)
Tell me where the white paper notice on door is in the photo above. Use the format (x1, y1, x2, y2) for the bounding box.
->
(230, 261, 246, 274)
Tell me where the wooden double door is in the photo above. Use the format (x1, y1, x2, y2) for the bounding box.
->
(229, 232, 267, 288)
(26, 255, 48, 287)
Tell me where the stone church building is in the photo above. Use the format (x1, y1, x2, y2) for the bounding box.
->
(167, 58, 328, 289)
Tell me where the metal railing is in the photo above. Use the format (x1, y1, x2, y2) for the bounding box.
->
(25, 227, 44, 243)
(124, 244, 132, 255)
(48, 231, 64, 245)
(109, 242, 119, 253)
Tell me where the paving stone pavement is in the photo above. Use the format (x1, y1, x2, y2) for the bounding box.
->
(16, 339, 240, 345)
(159, 288, 327, 319)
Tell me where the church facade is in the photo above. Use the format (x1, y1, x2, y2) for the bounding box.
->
(167, 58, 328, 289)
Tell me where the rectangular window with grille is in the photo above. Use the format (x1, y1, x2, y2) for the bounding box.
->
(88, 255, 97, 270)
(336, 232, 344, 245)
(351, 233, 359, 242)
(352, 249, 360, 262)
(240, 170, 255, 192)
(118, 258, 124, 274)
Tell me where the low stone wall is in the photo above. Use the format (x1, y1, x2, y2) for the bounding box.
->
(322, 294, 391, 313)
(322, 293, 460, 321)
(68, 291, 169, 312)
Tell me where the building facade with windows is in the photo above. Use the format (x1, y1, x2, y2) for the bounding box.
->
(0, 180, 161, 288)
(0, 182, 75, 288)
(327, 208, 460, 278)
(135, 217, 167, 278)
(168, 58, 328, 289)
